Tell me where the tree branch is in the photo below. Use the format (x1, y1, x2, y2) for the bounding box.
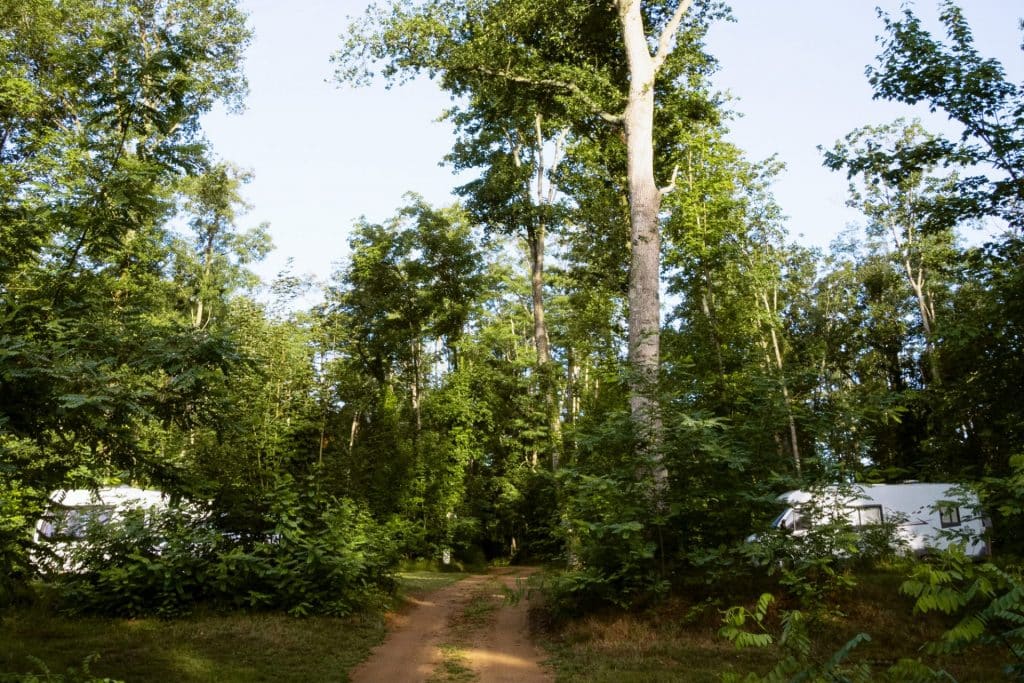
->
(659, 164, 680, 195)
(652, 0, 695, 73)
(477, 66, 624, 124)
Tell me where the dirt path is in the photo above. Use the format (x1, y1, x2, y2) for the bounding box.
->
(350, 567, 551, 683)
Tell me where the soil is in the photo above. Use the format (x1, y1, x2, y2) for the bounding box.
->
(349, 567, 551, 683)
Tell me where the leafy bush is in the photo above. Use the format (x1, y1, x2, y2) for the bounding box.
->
(219, 475, 398, 616)
(901, 549, 1024, 678)
(0, 479, 43, 606)
(544, 470, 667, 615)
(718, 593, 920, 682)
(47, 475, 397, 617)
(47, 503, 220, 617)
(981, 453, 1024, 556)
(720, 593, 874, 682)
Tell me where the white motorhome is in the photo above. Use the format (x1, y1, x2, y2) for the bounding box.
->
(33, 486, 169, 571)
(768, 483, 990, 559)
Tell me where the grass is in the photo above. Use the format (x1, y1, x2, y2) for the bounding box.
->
(17, 567, 1009, 681)
(397, 570, 469, 597)
(0, 571, 472, 683)
(543, 607, 777, 683)
(0, 608, 385, 682)
(426, 645, 477, 683)
(540, 569, 1014, 682)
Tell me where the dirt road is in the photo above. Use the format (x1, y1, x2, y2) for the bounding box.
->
(349, 567, 551, 683)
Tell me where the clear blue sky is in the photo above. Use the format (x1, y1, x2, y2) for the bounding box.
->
(201, 1, 1022, 287)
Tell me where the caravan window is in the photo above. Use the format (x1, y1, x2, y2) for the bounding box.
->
(939, 505, 962, 528)
(850, 505, 883, 527)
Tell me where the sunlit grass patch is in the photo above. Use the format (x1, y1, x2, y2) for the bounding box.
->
(427, 644, 478, 683)
(0, 608, 385, 682)
(397, 570, 470, 597)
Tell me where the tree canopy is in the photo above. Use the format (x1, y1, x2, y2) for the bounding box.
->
(1, 5, 1023, 656)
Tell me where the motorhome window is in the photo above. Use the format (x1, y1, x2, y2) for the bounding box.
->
(792, 513, 810, 531)
(939, 506, 962, 528)
(853, 505, 883, 526)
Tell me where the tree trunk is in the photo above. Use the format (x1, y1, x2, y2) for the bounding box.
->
(760, 290, 801, 478)
(192, 229, 215, 329)
(904, 258, 942, 386)
(410, 337, 422, 435)
(618, 0, 679, 488)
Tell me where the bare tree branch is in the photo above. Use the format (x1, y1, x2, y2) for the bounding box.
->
(652, 0, 695, 73)
(659, 164, 680, 195)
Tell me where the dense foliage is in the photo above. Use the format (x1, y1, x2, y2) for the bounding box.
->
(1, 7, 1022, 667)
(46, 476, 395, 617)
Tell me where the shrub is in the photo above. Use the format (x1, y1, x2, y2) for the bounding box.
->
(900, 549, 1024, 678)
(543, 470, 668, 616)
(0, 479, 43, 607)
(47, 474, 397, 617)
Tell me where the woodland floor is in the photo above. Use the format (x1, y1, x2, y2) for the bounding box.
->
(350, 567, 551, 683)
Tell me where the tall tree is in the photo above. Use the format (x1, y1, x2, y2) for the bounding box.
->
(175, 164, 271, 331)
(867, 1, 1023, 231)
(336, 0, 723, 490)
(449, 99, 569, 468)
(0, 0, 252, 590)
(825, 120, 961, 388)
(0, 0, 251, 483)
(821, 2, 1024, 480)
(662, 125, 808, 477)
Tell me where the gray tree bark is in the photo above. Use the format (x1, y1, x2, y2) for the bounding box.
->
(616, 0, 693, 489)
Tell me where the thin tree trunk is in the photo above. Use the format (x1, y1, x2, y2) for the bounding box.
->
(192, 231, 215, 329)
(760, 290, 801, 478)
(904, 258, 942, 386)
(349, 410, 360, 454)
(525, 115, 567, 470)
(886, 209, 942, 386)
(410, 338, 422, 434)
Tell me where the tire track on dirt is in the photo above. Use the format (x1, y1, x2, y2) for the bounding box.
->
(349, 567, 550, 683)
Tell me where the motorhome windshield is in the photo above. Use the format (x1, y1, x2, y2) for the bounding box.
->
(37, 506, 114, 541)
(771, 511, 787, 528)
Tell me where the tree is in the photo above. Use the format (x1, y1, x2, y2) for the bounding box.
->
(449, 97, 569, 468)
(820, 1, 1024, 481)
(174, 163, 271, 331)
(867, 1, 1023, 231)
(662, 124, 809, 477)
(337, 0, 724, 491)
(0, 0, 252, 594)
(825, 120, 961, 388)
(317, 199, 490, 525)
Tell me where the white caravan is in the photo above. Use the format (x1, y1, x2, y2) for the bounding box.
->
(33, 486, 169, 571)
(769, 483, 990, 559)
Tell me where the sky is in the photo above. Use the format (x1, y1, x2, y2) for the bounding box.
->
(200, 1, 1023, 288)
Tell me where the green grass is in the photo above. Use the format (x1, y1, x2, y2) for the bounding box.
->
(0, 606, 385, 682)
(426, 645, 477, 683)
(540, 570, 1014, 682)
(397, 570, 469, 597)
(0, 571, 473, 682)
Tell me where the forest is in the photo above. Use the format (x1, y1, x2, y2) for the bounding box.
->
(1, 0, 1023, 681)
